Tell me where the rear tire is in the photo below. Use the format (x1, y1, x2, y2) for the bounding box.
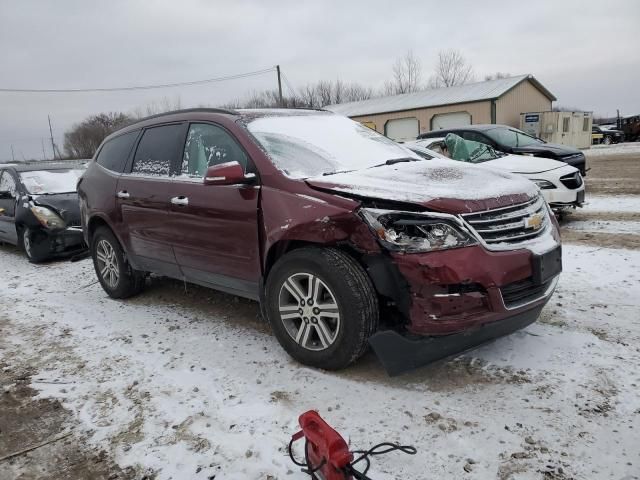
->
(91, 226, 144, 299)
(603, 135, 612, 145)
(265, 247, 379, 370)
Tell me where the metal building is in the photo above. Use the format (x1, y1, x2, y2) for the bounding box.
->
(326, 74, 556, 142)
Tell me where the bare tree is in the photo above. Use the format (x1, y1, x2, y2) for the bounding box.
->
(343, 83, 374, 102)
(385, 50, 422, 95)
(429, 49, 474, 88)
(63, 112, 133, 159)
(484, 72, 512, 81)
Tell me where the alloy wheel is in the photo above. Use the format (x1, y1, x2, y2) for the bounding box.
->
(96, 239, 120, 289)
(278, 273, 341, 351)
(23, 230, 32, 258)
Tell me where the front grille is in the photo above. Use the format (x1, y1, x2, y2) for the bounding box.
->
(67, 220, 82, 227)
(461, 196, 548, 245)
(500, 277, 551, 308)
(559, 172, 583, 189)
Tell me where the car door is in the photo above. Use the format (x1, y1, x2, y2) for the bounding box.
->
(115, 122, 187, 277)
(0, 170, 19, 244)
(168, 122, 261, 299)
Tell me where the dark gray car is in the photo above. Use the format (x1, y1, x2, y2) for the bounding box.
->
(0, 162, 86, 262)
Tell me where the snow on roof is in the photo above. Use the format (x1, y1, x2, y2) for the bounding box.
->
(326, 74, 556, 118)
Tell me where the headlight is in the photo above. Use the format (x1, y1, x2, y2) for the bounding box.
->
(531, 179, 556, 189)
(30, 206, 66, 229)
(360, 208, 477, 253)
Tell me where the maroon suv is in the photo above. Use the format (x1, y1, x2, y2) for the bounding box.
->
(78, 108, 561, 375)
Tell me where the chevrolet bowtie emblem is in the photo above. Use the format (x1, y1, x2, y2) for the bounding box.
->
(524, 213, 543, 230)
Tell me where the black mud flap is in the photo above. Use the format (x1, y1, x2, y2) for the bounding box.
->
(369, 305, 544, 376)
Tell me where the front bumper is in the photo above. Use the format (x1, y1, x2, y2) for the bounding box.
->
(46, 226, 86, 256)
(388, 245, 558, 336)
(544, 185, 585, 208)
(367, 243, 559, 375)
(369, 300, 549, 376)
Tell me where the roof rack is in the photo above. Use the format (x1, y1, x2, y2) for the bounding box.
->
(129, 107, 240, 125)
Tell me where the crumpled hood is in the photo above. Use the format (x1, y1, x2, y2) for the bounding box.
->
(306, 159, 539, 214)
(31, 193, 81, 225)
(481, 154, 567, 174)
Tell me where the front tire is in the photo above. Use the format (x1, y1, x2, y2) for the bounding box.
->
(603, 135, 612, 145)
(91, 227, 144, 299)
(265, 247, 379, 370)
(19, 227, 49, 263)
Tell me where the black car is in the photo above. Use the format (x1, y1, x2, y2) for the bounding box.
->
(592, 125, 625, 145)
(419, 124, 587, 176)
(0, 162, 86, 262)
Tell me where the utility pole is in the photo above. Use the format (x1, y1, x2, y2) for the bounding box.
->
(41, 139, 47, 160)
(276, 65, 283, 107)
(48, 115, 57, 160)
(11, 145, 15, 162)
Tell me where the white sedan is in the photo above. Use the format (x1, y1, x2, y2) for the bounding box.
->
(405, 137, 585, 210)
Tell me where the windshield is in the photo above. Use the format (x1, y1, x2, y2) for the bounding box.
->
(19, 169, 83, 194)
(485, 127, 542, 148)
(246, 113, 421, 178)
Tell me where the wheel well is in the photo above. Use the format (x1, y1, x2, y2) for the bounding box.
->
(264, 240, 364, 278)
(87, 217, 110, 244)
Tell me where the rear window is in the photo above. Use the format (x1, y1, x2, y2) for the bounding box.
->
(96, 131, 139, 172)
(132, 124, 184, 177)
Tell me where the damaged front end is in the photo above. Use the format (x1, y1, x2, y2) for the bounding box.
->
(20, 195, 86, 259)
(358, 197, 561, 376)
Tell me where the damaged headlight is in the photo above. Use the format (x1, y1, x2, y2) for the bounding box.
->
(30, 205, 66, 230)
(360, 208, 477, 253)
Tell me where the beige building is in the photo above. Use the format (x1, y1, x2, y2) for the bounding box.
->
(326, 75, 556, 142)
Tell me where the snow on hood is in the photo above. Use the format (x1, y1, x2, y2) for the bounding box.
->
(306, 158, 539, 213)
(482, 154, 570, 174)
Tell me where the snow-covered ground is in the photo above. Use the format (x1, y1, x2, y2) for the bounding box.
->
(564, 219, 640, 234)
(1, 236, 639, 479)
(583, 142, 640, 157)
(584, 195, 640, 213)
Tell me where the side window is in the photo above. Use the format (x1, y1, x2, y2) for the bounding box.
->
(0, 171, 17, 196)
(132, 124, 185, 177)
(96, 131, 139, 173)
(462, 131, 490, 144)
(181, 123, 248, 178)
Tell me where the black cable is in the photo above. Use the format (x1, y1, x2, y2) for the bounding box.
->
(0, 67, 276, 93)
(348, 442, 417, 478)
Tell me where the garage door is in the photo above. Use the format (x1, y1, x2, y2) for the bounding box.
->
(431, 112, 471, 131)
(385, 117, 419, 142)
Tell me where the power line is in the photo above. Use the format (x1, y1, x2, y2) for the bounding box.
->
(280, 71, 298, 98)
(0, 67, 276, 94)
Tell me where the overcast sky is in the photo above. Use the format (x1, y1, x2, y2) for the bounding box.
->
(1, 0, 639, 161)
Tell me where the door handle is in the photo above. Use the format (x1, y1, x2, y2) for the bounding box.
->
(116, 191, 130, 199)
(170, 196, 189, 206)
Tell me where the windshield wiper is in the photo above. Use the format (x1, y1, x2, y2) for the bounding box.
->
(322, 168, 356, 176)
(321, 157, 420, 176)
(371, 157, 421, 168)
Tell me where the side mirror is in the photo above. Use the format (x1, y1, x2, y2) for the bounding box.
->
(0, 190, 13, 199)
(203, 161, 254, 186)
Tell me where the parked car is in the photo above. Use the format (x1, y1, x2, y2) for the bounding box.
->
(78, 109, 562, 375)
(406, 136, 585, 210)
(621, 115, 640, 142)
(0, 162, 86, 262)
(419, 124, 587, 176)
(592, 125, 624, 145)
